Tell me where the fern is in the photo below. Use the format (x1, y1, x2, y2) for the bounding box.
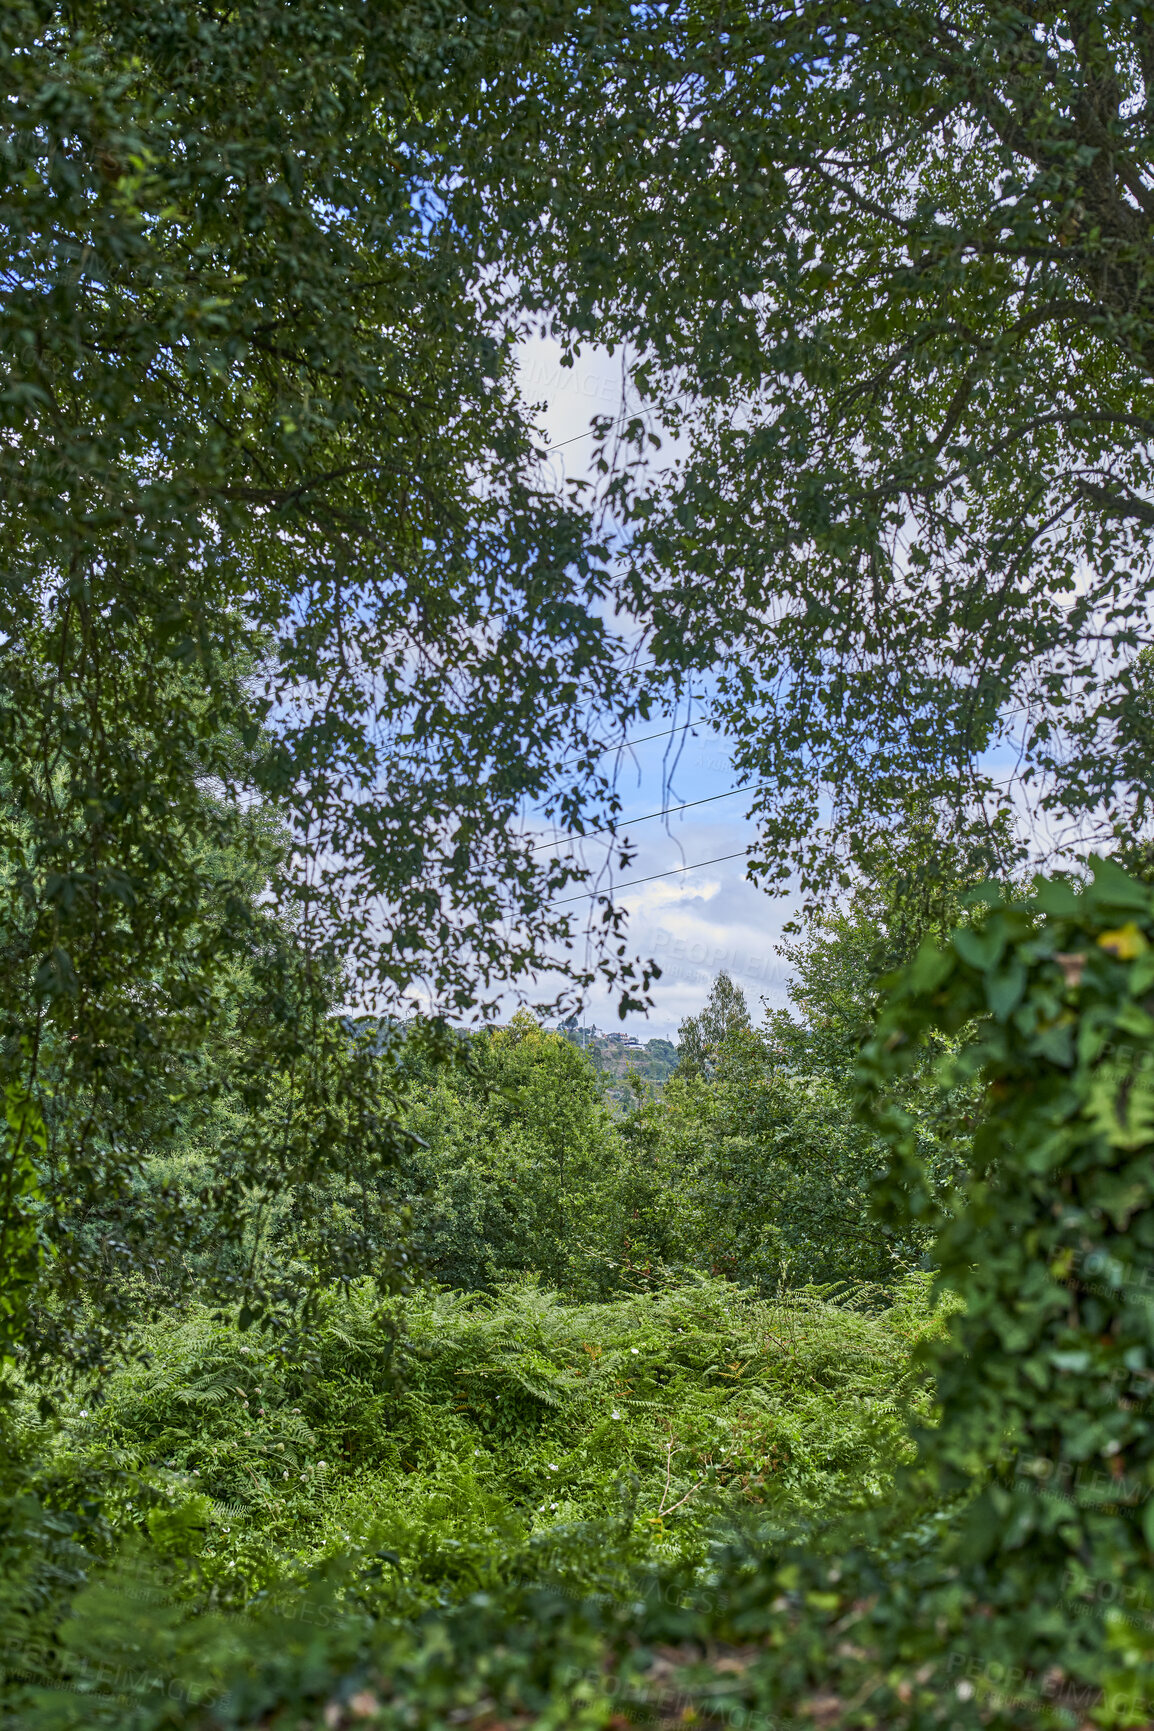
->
(5, 1270, 946, 1728)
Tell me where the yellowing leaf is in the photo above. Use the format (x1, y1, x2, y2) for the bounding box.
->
(1098, 924, 1148, 960)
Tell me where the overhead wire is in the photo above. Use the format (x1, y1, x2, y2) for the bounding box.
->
(534, 396, 1053, 924)
(558, 716, 716, 766)
(529, 784, 753, 853)
(540, 389, 693, 455)
(554, 850, 750, 906)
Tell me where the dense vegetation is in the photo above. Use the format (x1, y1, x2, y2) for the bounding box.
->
(7, 4, 1154, 1728)
(7, 866, 1154, 1730)
(2, 934, 958, 1728)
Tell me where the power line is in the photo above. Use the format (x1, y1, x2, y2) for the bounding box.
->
(602, 720, 708, 753)
(554, 850, 749, 906)
(541, 390, 692, 455)
(545, 424, 621, 454)
(529, 784, 753, 852)
(561, 716, 715, 768)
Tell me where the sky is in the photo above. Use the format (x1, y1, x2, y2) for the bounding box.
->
(540, 724, 800, 1042)
(513, 335, 800, 1044)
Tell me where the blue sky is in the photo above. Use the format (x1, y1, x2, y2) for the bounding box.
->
(548, 722, 799, 1041)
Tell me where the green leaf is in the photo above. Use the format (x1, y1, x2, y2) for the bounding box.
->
(986, 962, 1027, 1021)
(953, 925, 1008, 973)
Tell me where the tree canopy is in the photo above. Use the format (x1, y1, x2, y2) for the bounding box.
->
(485, 1, 1154, 891)
(674, 970, 751, 1080)
(0, 0, 659, 1375)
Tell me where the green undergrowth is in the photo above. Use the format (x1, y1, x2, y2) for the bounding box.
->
(3, 1274, 946, 1726)
(43, 1274, 944, 1605)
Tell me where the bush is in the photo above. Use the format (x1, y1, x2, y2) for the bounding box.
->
(1, 1275, 938, 1725)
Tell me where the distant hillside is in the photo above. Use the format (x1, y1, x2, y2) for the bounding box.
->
(558, 1026, 679, 1106)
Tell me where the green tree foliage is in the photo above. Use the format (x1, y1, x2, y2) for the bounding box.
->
(675, 970, 751, 1080)
(1116, 649, 1154, 881)
(0, 0, 658, 1377)
(0, 747, 418, 1377)
(496, 3, 1154, 893)
(12, 859, 1154, 1726)
(390, 964, 931, 1302)
(395, 1014, 621, 1295)
(683, 980, 903, 1289)
(857, 857, 1154, 1703)
(15, 5, 1154, 1723)
(535, 859, 1154, 1731)
(393, 1013, 699, 1298)
(627, 883, 967, 1291)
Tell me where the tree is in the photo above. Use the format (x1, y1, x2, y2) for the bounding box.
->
(490, 3, 1154, 898)
(0, 733, 420, 1376)
(0, 0, 659, 1377)
(394, 1013, 636, 1294)
(675, 971, 751, 1080)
